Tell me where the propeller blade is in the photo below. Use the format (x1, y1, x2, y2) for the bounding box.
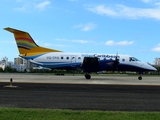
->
(113, 53, 119, 72)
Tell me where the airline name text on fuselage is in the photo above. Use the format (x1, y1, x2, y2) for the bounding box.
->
(82, 54, 120, 58)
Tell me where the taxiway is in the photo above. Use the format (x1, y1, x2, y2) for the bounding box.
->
(0, 73, 159, 85)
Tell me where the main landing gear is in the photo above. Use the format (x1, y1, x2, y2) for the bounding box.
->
(85, 73, 91, 79)
(138, 72, 143, 80)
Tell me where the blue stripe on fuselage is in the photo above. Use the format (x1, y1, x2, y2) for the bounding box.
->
(30, 59, 151, 72)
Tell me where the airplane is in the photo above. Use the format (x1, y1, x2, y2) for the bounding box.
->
(4, 27, 157, 80)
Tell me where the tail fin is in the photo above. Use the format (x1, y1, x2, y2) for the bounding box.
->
(4, 27, 61, 57)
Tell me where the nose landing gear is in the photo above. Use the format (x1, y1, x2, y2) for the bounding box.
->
(138, 75, 142, 80)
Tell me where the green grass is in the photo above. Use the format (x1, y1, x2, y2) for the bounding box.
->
(0, 108, 160, 120)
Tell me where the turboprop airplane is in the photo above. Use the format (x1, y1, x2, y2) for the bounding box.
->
(4, 27, 156, 80)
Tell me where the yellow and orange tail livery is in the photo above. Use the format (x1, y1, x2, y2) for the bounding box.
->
(4, 27, 61, 57)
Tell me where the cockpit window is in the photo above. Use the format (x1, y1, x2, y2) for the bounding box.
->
(129, 57, 140, 62)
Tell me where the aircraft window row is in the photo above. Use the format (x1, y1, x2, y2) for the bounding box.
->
(60, 56, 81, 60)
(61, 56, 70, 60)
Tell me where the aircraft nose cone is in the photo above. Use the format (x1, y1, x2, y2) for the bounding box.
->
(152, 67, 157, 71)
(149, 66, 157, 71)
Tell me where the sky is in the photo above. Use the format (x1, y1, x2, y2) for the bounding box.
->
(1, 0, 160, 64)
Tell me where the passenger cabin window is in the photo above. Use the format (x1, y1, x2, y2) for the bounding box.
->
(78, 57, 81, 59)
(122, 59, 125, 62)
(129, 57, 139, 62)
(61, 57, 63, 59)
(66, 57, 69, 60)
(72, 57, 75, 59)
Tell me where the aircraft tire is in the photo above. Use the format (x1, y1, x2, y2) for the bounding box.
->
(138, 76, 142, 80)
(85, 74, 91, 79)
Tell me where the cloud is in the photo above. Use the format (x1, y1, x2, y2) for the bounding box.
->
(56, 38, 90, 44)
(105, 40, 134, 46)
(73, 23, 97, 31)
(141, 0, 152, 3)
(87, 5, 117, 16)
(14, 3, 30, 12)
(141, 0, 160, 6)
(44, 43, 53, 47)
(86, 4, 160, 20)
(16, 0, 23, 2)
(34, 0, 51, 10)
(3, 40, 15, 44)
(15, 0, 51, 12)
(68, 0, 78, 1)
(152, 43, 160, 52)
(44, 43, 67, 47)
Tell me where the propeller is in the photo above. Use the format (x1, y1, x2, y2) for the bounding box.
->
(113, 53, 119, 72)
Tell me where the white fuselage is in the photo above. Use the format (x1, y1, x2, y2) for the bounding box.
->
(27, 52, 156, 72)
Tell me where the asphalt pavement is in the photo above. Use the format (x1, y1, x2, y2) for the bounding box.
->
(0, 82, 160, 111)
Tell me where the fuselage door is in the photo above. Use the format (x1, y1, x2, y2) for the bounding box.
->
(71, 56, 76, 67)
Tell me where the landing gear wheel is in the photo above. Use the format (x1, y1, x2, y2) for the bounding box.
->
(138, 76, 142, 80)
(85, 74, 91, 79)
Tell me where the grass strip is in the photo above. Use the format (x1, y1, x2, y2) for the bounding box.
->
(0, 108, 160, 120)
